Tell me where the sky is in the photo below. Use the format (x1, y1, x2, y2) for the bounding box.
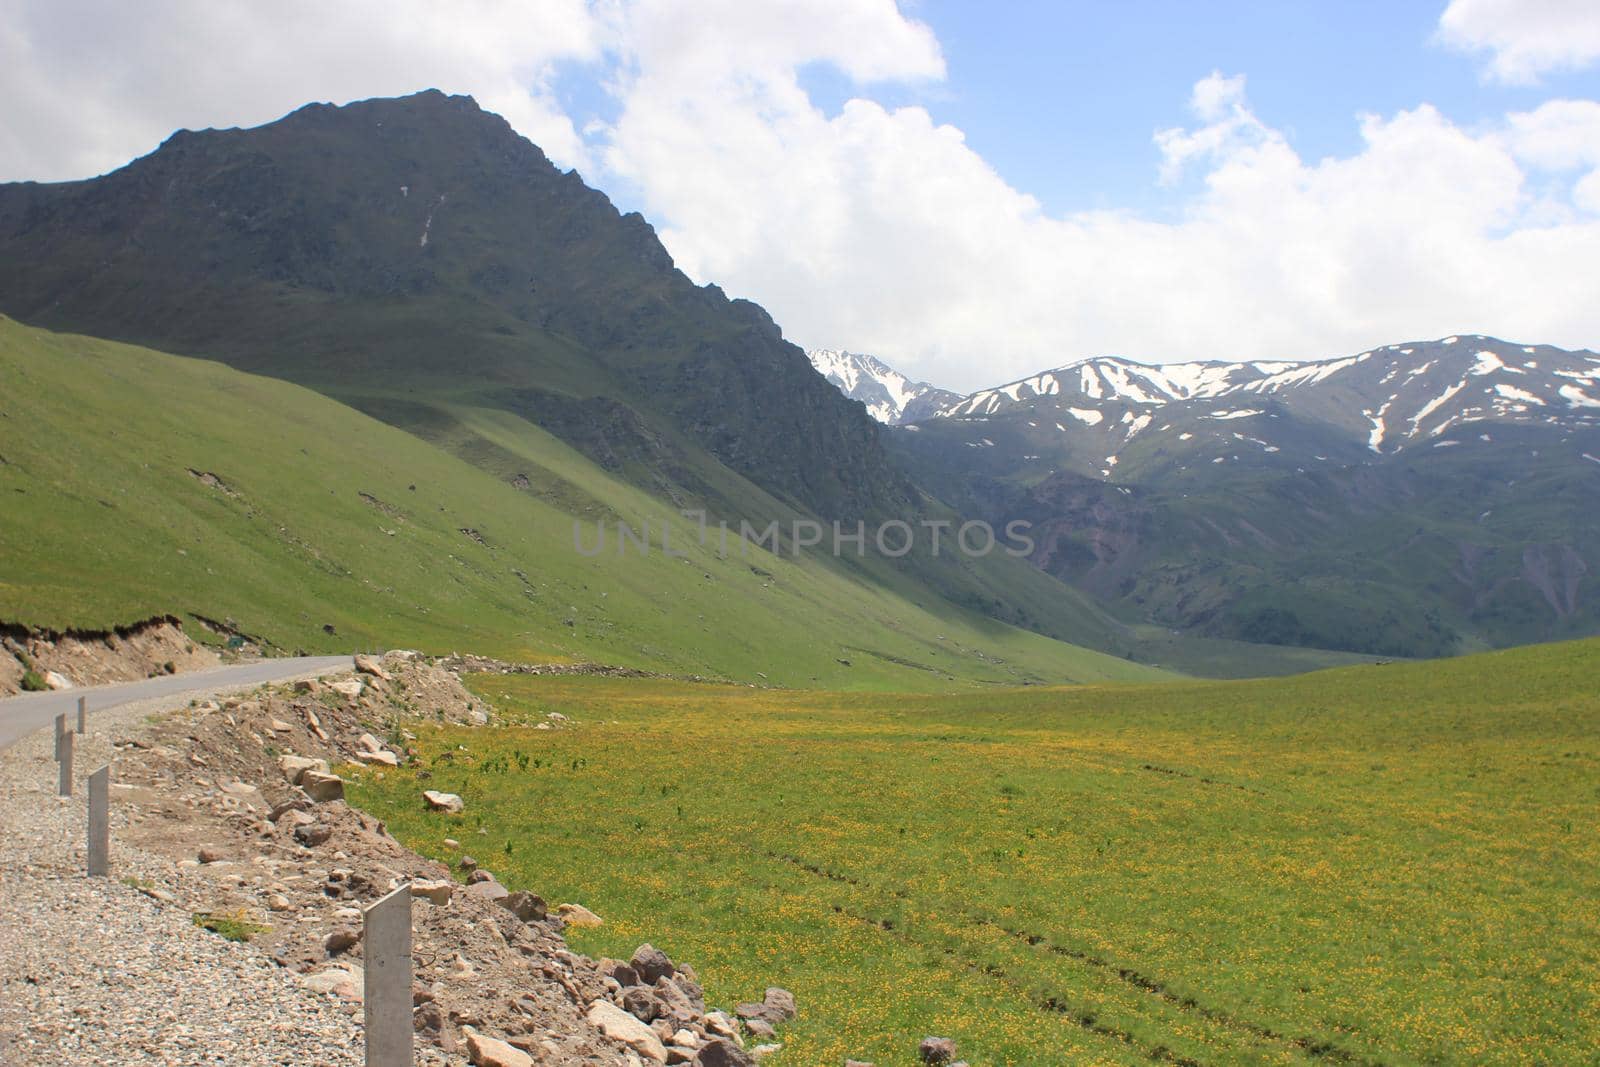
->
(3, 1, 1599, 392)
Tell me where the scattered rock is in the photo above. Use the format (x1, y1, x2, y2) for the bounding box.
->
(623, 986, 662, 1022)
(323, 927, 361, 955)
(693, 1038, 755, 1067)
(464, 879, 509, 904)
(329, 679, 365, 701)
(409, 879, 454, 906)
(197, 846, 225, 864)
(631, 943, 676, 985)
(268, 718, 294, 732)
(499, 890, 547, 922)
(294, 822, 333, 847)
(588, 999, 668, 1062)
(918, 1037, 957, 1064)
(463, 1027, 533, 1067)
(277, 754, 327, 784)
(300, 965, 363, 1000)
(422, 790, 464, 813)
(356, 749, 400, 766)
(300, 770, 344, 803)
(353, 653, 394, 682)
(762, 987, 796, 1022)
(557, 902, 603, 927)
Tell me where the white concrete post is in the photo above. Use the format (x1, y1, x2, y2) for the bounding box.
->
(363, 884, 414, 1066)
(54, 713, 67, 760)
(58, 729, 74, 797)
(87, 765, 110, 876)
(77, 695, 88, 735)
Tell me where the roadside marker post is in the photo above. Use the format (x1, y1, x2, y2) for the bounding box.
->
(54, 713, 67, 760)
(58, 729, 74, 797)
(77, 695, 87, 735)
(87, 765, 110, 876)
(363, 884, 414, 1066)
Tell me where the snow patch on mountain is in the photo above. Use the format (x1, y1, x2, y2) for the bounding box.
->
(807, 349, 959, 425)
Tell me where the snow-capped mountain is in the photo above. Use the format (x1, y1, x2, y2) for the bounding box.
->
(915, 335, 1600, 479)
(896, 335, 1600, 661)
(807, 348, 961, 425)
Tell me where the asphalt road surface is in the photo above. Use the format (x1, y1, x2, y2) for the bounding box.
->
(0, 656, 353, 749)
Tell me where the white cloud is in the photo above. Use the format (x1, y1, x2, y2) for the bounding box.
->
(595, 20, 1600, 390)
(1438, 0, 1600, 84)
(2, 1, 1599, 394)
(0, 0, 602, 182)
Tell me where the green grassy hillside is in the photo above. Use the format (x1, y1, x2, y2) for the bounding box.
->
(0, 316, 1166, 689)
(353, 636, 1600, 1065)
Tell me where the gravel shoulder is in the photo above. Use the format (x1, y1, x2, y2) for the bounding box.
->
(0, 670, 367, 1066)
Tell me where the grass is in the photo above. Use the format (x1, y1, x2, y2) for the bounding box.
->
(348, 637, 1600, 1065)
(0, 316, 1168, 690)
(192, 910, 270, 943)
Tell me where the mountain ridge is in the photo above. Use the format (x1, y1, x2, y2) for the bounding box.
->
(806, 348, 960, 424)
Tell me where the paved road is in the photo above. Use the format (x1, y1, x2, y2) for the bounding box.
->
(0, 656, 353, 750)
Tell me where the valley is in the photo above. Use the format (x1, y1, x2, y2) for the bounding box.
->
(350, 637, 1600, 1065)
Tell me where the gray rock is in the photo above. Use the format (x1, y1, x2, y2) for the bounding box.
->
(693, 1038, 754, 1067)
(465, 879, 509, 903)
(623, 986, 662, 1023)
(499, 890, 547, 922)
(631, 943, 676, 985)
(918, 1037, 957, 1064)
(323, 927, 360, 955)
(762, 988, 795, 1022)
(598, 958, 640, 988)
(294, 822, 333, 847)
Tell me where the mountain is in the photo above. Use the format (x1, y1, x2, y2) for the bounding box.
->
(896, 336, 1600, 658)
(1, 90, 1366, 677)
(0, 89, 911, 523)
(0, 314, 1168, 689)
(807, 348, 961, 424)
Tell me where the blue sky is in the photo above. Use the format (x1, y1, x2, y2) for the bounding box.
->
(6, 0, 1600, 387)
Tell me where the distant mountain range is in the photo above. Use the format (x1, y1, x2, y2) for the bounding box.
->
(806, 348, 959, 424)
(811, 338, 1600, 658)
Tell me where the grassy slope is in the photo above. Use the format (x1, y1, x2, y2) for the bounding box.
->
(0, 317, 1164, 689)
(352, 637, 1600, 1065)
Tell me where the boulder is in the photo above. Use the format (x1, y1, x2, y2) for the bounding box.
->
(353, 653, 394, 681)
(463, 1027, 534, 1067)
(743, 1018, 775, 1040)
(43, 670, 72, 691)
(918, 1037, 957, 1064)
(300, 770, 344, 803)
(557, 902, 604, 927)
(423, 790, 464, 813)
(631, 943, 676, 985)
(587, 999, 668, 1063)
(323, 927, 360, 955)
(652, 977, 700, 1025)
(268, 718, 294, 732)
(357, 732, 385, 752)
(197, 846, 225, 864)
(499, 890, 547, 922)
(278, 755, 328, 784)
(329, 679, 365, 701)
(356, 749, 400, 767)
(693, 1039, 754, 1067)
(622, 986, 663, 1022)
(294, 822, 333, 847)
(598, 958, 639, 987)
(409, 879, 454, 906)
(762, 988, 796, 1022)
(465, 879, 509, 904)
(300, 965, 363, 1000)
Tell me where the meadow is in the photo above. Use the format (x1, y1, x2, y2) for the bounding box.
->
(348, 637, 1600, 1065)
